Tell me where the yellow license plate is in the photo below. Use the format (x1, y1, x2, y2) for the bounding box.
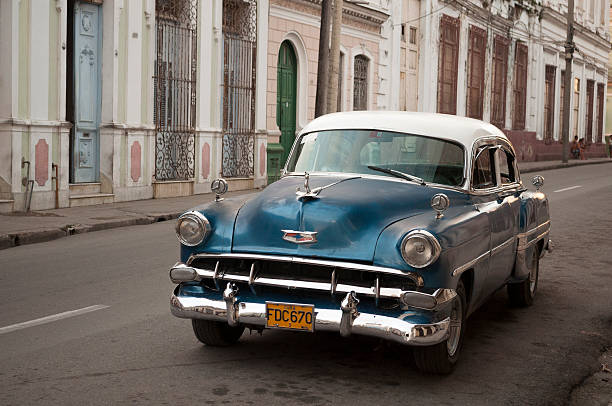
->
(266, 302, 315, 332)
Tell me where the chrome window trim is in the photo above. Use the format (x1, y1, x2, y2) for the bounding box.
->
(468, 136, 522, 195)
(187, 252, 425, 287)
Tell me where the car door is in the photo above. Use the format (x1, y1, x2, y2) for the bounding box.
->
(471, 142, 518, 298)
(487, 145, 521, 290)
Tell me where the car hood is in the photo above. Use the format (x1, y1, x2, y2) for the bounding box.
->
(232, 175, 458, 262)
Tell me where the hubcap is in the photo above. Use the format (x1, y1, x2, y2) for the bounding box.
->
(446, 296, 463, 357)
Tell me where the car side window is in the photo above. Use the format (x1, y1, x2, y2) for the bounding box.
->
(495, 148, 516, 185)
(472, 147, 495, 189)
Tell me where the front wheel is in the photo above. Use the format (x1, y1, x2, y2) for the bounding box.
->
(191, 319, 245, 346)
(413, 280, 467, 374)
(507, 247, 539, 307)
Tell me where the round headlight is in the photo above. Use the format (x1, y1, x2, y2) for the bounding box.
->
(400, 230, 441, 268)
(175, 211, 210, 246)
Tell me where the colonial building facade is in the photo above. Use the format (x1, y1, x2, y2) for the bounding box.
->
(0, 0, 268, 213)
(411, 0, 610, 160)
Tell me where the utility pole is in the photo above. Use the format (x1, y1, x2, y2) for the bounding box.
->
(562, 0, 574, 163)
(327, 0, 343, 113)
(315, 0, 332, 118)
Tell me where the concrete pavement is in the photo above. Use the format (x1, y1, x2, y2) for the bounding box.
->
(1, 157, 610, 250)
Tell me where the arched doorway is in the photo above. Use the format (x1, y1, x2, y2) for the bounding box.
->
(277, 41, 297, 167)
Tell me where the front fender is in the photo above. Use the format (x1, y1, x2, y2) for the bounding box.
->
(373, 204, 490, 290)
(180, 193, 258, 262)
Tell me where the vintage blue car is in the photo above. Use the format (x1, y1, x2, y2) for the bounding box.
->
(169, 112, 552, 374)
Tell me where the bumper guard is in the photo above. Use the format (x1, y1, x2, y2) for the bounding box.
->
(171, 284, 450, 347)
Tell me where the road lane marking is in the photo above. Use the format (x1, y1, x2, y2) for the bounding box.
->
(0, 305, 109, 335)
(553, 185, 582, 193)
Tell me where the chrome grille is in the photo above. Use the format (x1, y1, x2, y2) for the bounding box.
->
(186, 254, 421, 302)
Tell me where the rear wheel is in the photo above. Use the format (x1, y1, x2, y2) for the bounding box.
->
(508, 247, 539, 307)
(191, 319, 245, 346)
(413, 280, 467, 374)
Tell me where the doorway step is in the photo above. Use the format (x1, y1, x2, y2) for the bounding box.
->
(69, 183, 114, 207)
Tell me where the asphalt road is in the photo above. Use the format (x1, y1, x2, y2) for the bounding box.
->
(1, 164, 611, 405)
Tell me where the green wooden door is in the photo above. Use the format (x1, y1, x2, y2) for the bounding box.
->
(277, 41, 297, 167)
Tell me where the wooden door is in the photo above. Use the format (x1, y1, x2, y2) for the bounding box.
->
(72, 2, 101, 183)
(276, 41, 297, 167)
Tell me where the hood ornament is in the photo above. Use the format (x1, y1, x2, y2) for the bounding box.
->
(431, 193, 450, 219)
(282, 230, 318, 244)
(211, 178, 228, 201)
(296, 172, 361, 201)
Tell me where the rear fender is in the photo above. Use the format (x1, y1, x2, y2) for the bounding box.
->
(513, 190, 549, 280)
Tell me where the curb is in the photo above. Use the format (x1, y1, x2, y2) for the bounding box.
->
(520, 159, 612, 174)
(0, 211, 182, 251)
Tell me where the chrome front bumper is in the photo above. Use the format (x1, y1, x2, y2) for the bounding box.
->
(170, 288, 450, 347)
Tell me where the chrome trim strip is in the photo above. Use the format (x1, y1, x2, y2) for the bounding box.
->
(491, 237, 515, 256)
(452, 230, 534, 277)
(187, 253, 424, 287)
(452, 250, 490, 277)
(517, 220, 551, 239)
(518, 230, 550, 251)
(171, 293, 450, 346)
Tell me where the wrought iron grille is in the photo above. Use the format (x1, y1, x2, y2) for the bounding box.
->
(153, 0, 197, 181)
(353, 55, 368, 111)
(221, 0, 257, 178)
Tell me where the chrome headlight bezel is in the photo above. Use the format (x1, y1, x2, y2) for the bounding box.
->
(175, 211, 211, 247)
(400, 230, 441, 268)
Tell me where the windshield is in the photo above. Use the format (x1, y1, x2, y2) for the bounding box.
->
(286, 130, 465, 186)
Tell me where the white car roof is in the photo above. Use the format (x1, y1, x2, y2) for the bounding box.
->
(300, 111, 507, 148)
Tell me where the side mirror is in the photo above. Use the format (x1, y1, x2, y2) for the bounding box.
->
(531, 175, 544, 191)
(211, 178, 228, 201)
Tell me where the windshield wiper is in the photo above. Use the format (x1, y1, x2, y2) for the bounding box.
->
(367, 165, 426, 186)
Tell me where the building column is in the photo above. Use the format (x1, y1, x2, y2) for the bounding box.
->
(254, 0, 269, 188)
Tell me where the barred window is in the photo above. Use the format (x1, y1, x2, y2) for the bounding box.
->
(543, 66, 556, 143)
(353, 55, 369, 111)
(466, 25, 486, 119)
(491, 36, 509, 129)
(512, 42, 528, 130)
(437, 15, 460, 115)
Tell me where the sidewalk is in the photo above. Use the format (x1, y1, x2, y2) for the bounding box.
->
(1, 157, 610, 250)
